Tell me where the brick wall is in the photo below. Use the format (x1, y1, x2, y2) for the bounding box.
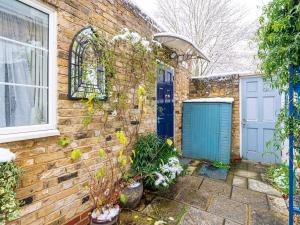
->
(174, 67, 190, 149)
(0, 1, 190, 225)
(189, 74, 241, 160)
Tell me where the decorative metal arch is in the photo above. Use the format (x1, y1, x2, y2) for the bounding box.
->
(68, 26, 107, 100)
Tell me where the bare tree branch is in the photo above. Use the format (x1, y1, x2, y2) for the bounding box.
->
(156, 0, 258, 76)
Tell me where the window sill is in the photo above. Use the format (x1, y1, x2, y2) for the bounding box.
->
(0, 129, 60, 144)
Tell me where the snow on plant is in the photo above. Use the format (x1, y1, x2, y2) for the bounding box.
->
(112, 28, 161, 52)
(154, 156, 183, 187)
(0, 148, 16, 163)
(91, 206, 120, 222)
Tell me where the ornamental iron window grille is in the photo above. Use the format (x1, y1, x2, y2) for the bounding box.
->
(68, 27, 107, 100)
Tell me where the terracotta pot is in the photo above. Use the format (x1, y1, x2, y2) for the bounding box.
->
(90, 208, 120, 225)
(120, 181, 143, 209)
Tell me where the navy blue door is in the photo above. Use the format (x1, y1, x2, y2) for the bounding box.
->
(157, 66, 174, 139)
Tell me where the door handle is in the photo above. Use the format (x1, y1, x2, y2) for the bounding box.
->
(241, 119, 246, 127)
(158, 117, 163, 122)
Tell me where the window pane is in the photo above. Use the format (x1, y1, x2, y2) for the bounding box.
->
(0, 85, 48, 128)
(0, 39, 49, 87)
(0, 0, 50, 129)
(0, 0, 49, 48)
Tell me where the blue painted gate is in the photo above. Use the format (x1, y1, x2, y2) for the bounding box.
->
(182, 99, 233, 164)
(288, 66, 300, 224)
(157, 65, 174, 139)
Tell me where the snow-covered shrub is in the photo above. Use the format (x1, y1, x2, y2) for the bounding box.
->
(132, 134, 183, 189)
(0, 148, 22, 225)
(112, 28, 162, 52)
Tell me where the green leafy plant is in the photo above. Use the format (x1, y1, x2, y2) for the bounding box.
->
(266, 164, 290, 195)
(212, 161, 230, 170)
(257, 0, 300, 151)
(132, 134, 183, 189)
(58, 136, 71, 147)
(0, 162, 22, 225)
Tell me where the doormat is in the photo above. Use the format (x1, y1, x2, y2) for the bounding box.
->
(197, 164, 228, 181)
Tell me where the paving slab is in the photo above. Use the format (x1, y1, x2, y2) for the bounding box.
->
(224, 219, 242, 225)
(155, 175, 203, 200)
(189, 160, 202, 167)
(248, 179, 282, 197)
(225, 171, 234, 186)
(119, 209, 153, 225)
(267, 195, 288, 216)
(232, 162, 248, 171)
(142, 196, 186, 223)
(177, 206, 224, 225)
(260, 173, 268, 182)
(154, 183, 182, 200)
(135, 191, 156, 212)
(247, 163, 267, 174)
(208, 195, 247, 224)
(175, 188, 211, 210)
(199, 178, 231, 197)
(186, 166, 197, 175)
(231, 186, 269, 211)
(177, 175, 204, 190)
(232, 176, 247, 188)
(249, 209, 288, 225)
(234, 169, 259, 179)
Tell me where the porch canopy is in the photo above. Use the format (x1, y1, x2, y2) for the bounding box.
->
(153, 32, 210, 62)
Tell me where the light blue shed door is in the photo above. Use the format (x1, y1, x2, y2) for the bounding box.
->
(182, 102, 232, 164)
(241, 77, 281, 164)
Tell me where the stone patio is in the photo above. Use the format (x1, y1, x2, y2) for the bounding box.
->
(119, 160, 288, 225)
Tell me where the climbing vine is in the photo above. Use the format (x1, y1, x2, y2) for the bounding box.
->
(257, 0, 300, 153)
(67, 28, 172, 215)
(81, 27, 171, 154)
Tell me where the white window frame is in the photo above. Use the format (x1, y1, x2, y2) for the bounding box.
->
(0, 0, 59, 143)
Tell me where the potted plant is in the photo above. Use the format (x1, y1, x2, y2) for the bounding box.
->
(120, 169, 143, 209)
(70, 131, 130, 225)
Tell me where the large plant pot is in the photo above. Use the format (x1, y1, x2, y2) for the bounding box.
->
(90, 207, 120, 225)
(120, 181, 143, 209)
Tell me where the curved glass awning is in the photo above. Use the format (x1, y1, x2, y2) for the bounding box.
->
(153, 32, 210, 62)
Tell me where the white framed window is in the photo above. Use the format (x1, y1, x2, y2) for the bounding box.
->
(0, 0, 59, 143)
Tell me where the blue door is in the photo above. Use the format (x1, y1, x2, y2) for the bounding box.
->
(157, 66, 174, 139)
(241, 77, 281, 164)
